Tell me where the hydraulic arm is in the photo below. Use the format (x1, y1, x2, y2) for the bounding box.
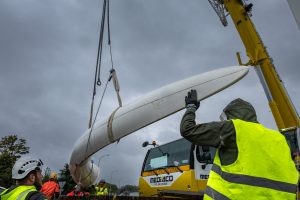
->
(209, 0, 300, 152)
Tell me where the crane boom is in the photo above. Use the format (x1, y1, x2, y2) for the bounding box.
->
(225, 0, 299, 130)
(210, 0, 300, 152)
(287, 0, 300, 30)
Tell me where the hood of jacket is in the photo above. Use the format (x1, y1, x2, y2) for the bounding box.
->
(223, 98, 258, 123)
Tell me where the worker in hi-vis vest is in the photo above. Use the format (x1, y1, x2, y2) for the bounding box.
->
(0, 156, 47, 200)
(95, 179, 108, 196)
(180, 89, 298, 200)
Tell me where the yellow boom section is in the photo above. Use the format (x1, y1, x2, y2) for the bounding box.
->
(224, 0, 300, 131)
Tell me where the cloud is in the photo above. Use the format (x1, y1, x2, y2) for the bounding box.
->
(0, 0, 299, 187)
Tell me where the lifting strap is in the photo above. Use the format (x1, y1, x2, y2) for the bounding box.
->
(88, 0, 122, 128)
(88, 0, 107, 129)
(109, 69, 122, 107)
(84, 0, 123, 169)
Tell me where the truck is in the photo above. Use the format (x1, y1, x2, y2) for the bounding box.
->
(139, 139, 216, 198)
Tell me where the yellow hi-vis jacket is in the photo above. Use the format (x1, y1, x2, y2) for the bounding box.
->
(95, 186, 108, 196)
(204, 119, 298, 200)
(0, 185, 37, 200)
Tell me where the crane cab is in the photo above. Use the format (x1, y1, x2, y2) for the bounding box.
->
(139, 138, 216, 198)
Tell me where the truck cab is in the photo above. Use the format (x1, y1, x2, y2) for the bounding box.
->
(139, 138, 216, 198)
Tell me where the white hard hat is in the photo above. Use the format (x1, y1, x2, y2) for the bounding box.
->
(12, 156, 43, 180)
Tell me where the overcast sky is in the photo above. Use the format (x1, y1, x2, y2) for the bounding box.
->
(0, 0, 299, 187)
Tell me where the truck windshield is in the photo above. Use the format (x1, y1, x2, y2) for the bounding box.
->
(143, 138, 191, 172)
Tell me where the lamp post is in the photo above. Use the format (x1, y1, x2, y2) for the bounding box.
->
(97, 154, 110, 167)
(118, 178, 122, 188)
(109, 170, 118, 196)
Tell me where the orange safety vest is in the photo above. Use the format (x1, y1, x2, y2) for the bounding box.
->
(40, 181, 60, 199)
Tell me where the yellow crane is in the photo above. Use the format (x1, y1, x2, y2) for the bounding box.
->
(209, 0, 300, 152)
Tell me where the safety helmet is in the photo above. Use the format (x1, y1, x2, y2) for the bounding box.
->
(50, 172, 58, 180)
(12, 156, 43, 180)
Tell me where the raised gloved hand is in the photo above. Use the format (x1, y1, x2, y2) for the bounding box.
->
(185, 89, 200, 110)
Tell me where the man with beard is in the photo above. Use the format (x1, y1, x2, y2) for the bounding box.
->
(0, 156, 47, 200)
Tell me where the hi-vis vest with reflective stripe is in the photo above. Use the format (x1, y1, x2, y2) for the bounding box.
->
(204, 119, 298, 200)
(95, 186, 108, 195)
(0, 185, 37, 200)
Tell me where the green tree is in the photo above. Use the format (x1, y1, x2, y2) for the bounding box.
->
(42, 167, 51, 183)
(58, 163, 76, 195)
(107, 183, 118, 195)
(0, 135, 30, 187)
(122, 184, 138, 192)
(118, 184, 138, 195)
